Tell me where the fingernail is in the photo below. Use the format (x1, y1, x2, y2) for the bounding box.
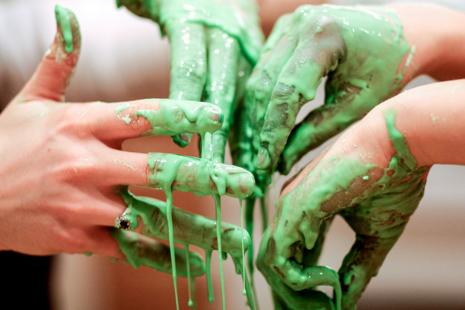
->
(256, 147, 271, 170)
(198, 105, 223, 132)
(206, 105, 223, 123)
(221, 165, 255, 198)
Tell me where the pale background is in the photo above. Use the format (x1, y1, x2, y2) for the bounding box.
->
(0, 0, 464, 309)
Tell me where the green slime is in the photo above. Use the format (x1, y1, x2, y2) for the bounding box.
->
(114, 229, 205, 277)
(116, 152, 256, 307)
(114, 1, 257, 307)
(115, 99, 224, 136)
(275, 5, 413, 174)
(230, 6, 414, 308)
(54, 5, 74, 53)
(147, 153, 254, 199)
(258, 109, 427, 309)
(116, 188, 256, 307)
(116, 0, 263, 64)
(117, 0, 262, 151)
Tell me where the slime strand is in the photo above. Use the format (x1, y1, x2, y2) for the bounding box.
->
(165, 189, 180, 310)
(185, 244, 194, 307)
(205, 249, 214, 303)
(214, 194, 227, 310)
(239, 199, 246, 295)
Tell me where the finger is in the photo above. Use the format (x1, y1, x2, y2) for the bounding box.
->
(257, 229, 335, 310)
(14, 5, 81, 103)
(83, 226, 123, 258)
(104, 151, 255, 198)
(117, 189, 251, 274)
(201, 29, 239, 162)
(228, 56, 254, 170)
(278, 85, 374, 175)
(256, 21, 345, 173)
(269, 251, 341, 304)
(112, 229, 205, 277)
(86, 99, 222, 141)
(246, 17, 296, 154)
(166, 22, 207, 147)
(70, 190, 126, 227)
(338, 231, 402, 309)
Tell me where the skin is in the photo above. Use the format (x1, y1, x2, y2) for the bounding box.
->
(234, 3, 465, 179)
(117, 2, 264, 308)
(250, 4, 465, 310)
(240, 4, 413, 182)
(259, 78, 465, 309)
(0, 5, 256, 287)
(232, 3, 414, 287)
(115, 189, 251, 274)
(117, 0, 263, 162)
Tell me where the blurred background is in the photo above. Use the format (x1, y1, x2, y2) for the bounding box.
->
(0, 0, 464, 309)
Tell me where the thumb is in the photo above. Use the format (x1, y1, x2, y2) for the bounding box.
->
(14, 5, 81, 103)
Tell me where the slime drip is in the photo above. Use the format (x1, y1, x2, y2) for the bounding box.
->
(165, 189, 180, 310)
(245, 198, 255, 278)
(205, 249, 214, 303)
(184, 244, 195, 307)
(214, 195, 226, 310)
(239, 200, 246, 295)
(116, 188, 256, 308)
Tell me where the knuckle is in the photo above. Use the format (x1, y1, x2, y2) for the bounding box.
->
(56, 105, 90, 137)
(53, 154, 99, 182)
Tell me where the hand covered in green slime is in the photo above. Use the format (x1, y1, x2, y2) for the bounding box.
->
(117, 0, 263, 162)
(238, 4, 413, 181)
(114, 189, 251, 278)
(258, 109, 428, 309)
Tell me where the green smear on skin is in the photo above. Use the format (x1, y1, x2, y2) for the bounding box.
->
(54, 5, 74, 53)
(136, 100, 223, 136)
(384, 109, 417, 169)
(116, 188, 255, 307)
(113, 229, 204, 277)
(118, 189, 251, 273)
(115, 99, 223, 136)
(147, 153, 254, 198)
(260, 110, 427, 309)
(272, 4, 412, 174)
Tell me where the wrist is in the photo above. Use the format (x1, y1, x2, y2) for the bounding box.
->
(390, 3, 465, 81)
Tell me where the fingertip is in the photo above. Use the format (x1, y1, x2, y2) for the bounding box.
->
(54, 5, 81, 55)
(197, 103, 223, 133)
(256, 146, 272, 171)
(224, 166, 256, 198)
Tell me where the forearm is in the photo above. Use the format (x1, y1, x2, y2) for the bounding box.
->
(364, 79, 465, 167)
(391, 3, 465, 81)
